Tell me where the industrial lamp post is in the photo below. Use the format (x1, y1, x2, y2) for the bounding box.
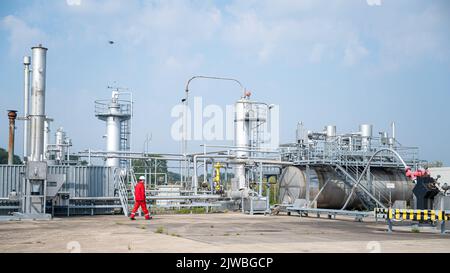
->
(180, 76, 247, 186)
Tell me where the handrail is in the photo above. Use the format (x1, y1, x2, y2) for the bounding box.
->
(341, 148, 408, 210)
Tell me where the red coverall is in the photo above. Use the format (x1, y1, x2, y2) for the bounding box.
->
(130, 180, 150, 220)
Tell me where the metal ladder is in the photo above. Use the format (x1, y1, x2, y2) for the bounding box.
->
(119, 119, 131, 168)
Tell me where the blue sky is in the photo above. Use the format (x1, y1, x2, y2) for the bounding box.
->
(0, 0, 449, 165)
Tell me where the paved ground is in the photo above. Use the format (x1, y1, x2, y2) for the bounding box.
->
(0, 212, 449, 253)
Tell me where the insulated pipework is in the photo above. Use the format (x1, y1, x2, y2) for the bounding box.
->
(43, 119, 51, 160)
(29, 45, 48, 162)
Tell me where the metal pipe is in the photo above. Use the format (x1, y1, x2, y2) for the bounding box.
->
(23, 56, 31, 161)
(192, 154, 237, 194)
(43, 119, 51, 160)
(392, 121, 396, 141)
(78, 154, 187, 161)
(80, 150, 185, 157)
(29, 45, 47, 162)
(183, 75, 247, 187)
(7, 110, 18, 165)
(200, 144, 279, 153)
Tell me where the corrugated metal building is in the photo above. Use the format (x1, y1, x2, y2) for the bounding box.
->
(0, 165, 115, 198)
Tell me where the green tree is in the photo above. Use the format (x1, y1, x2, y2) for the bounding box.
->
(427, 161, 444, 168)
(0, 148, 22, 164)
(132, 155, 182, 183)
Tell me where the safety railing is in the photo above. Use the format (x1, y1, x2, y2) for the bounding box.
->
(113, 168, 130, 216)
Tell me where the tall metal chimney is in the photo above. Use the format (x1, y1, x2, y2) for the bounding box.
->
(7, 110, 17, 165)
(23, 56, 31, 161)
(29, 45, 47, 162)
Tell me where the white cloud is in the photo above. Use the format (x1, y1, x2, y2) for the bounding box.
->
(1, 15, 47, 56)
(3, 0, 447, 70)
(343, 36, 369, 66)
(372, 4, 449, 69)
(221, 0, 448, 68)
(310, 43, 326, 63)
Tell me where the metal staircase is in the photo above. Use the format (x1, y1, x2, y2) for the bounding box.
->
(129, 168, 137, 199)
(113, 168, 129, 216)
(343, 165, 377, 209)
(333, 164, 386, 210)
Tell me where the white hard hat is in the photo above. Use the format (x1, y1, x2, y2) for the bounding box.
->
(139, 176, 146, 181)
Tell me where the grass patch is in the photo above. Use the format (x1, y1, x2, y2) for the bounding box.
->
(411, 226, 420, 233)
(139, 225, 147, 230)
(149, 206, 230, 215)
(175, 207, 208, 214)
(171, 233, 181, 237)
(224, 233, 230, 236)
(155, 226, 165, 234)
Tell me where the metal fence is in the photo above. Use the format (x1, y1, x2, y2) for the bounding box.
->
(0, 165, 115, 198)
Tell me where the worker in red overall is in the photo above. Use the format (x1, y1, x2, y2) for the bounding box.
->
(130, 176, 152, 220)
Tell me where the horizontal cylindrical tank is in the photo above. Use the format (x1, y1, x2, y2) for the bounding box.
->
(278, 166, 413, 209)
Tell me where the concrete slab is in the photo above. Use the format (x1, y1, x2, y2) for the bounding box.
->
(0, 212, 448, 253)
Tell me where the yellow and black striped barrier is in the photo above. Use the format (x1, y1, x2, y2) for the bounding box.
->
(374, 208, 449, 234)
(375, 208, 448, 222)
